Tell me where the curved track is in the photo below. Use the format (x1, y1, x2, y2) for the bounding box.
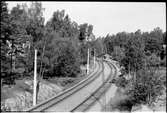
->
(26, 59, 102, 111)
(70, 60, 117, 112)
(26, 59, 117, 112)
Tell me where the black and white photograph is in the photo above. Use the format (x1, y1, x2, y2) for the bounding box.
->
(1, 1, 166, 112)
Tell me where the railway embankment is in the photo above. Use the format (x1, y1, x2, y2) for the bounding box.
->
(1, 79, 63, 111)
(1, 62, 95, 111)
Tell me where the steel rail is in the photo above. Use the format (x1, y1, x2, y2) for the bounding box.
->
(70, 59, 118, 112)
(84, 59, 118, 111)
(26, 59, 103, 111)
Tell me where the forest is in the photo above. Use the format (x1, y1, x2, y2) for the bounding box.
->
(1, 1, 166, 83)
(1, 1, 166, 110)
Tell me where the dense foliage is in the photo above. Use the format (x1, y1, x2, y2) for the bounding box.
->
(1, 2, 166, 110)
(101, 29, 166, 72)
(1, 3, 166, 107)
(127, 68, 164, 106)
(100, 29, 166, 107)
(1, 2, 95, 84)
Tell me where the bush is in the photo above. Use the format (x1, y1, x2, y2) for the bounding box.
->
(61, 79, 74, 87)
(42, 37, 81, 78)
(2, 72, 20, 85)
(126, 68, 164, 106)
(115, 76, 128, 88)
(114, 98, 133, 111)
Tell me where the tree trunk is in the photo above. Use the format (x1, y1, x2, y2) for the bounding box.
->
(39, 36, 47, 79)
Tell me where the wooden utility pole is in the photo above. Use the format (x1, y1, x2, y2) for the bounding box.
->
(87, 48, 90, 75)
(33, 49, 37, 106)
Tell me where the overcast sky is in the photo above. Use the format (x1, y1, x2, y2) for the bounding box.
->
(6, 2, 166, 37)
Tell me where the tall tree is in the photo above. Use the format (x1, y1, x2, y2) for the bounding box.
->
(112, 46, 125, 63)
(46, 10, 79, 38)
(122, 32, 145, 73)
(144, 27, 163, 56)
(1, 1, 14, 82)
(24, 2, 45, 75)
(9, 4, 30, 72)
(103, 34, 115, 55)
(42, 32, 80, 78)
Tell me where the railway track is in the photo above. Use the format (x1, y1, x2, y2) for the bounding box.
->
(70, 59, 117, 112)
(26, 59, 102, 111)
(26, 58, 118, 112)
